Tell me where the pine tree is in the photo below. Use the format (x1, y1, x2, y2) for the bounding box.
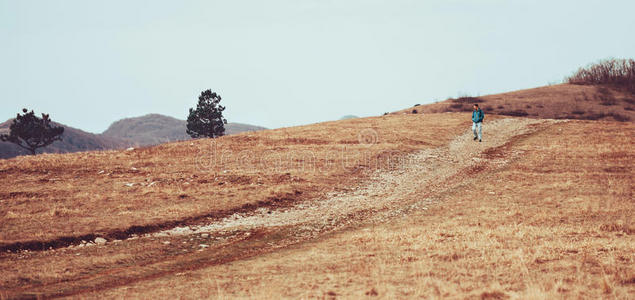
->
(186, 90, 227, 138)
(0, 109, 65, 155)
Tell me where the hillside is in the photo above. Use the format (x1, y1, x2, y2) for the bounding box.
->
(1, 112, 633, 299)
(396, 83, 634, 122)
(102, 114, 267, 146)
(0, 114, 266, 159)
(0, 120, 131, 159)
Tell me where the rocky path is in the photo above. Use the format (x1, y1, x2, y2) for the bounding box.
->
(150, 118, 553, 240)
(5, 118, 558, 299)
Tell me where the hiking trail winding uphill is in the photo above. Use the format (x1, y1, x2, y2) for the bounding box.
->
(5, 118, 560, 299)
(151, 118, 555, 241)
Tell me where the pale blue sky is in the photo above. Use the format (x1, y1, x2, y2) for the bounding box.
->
(1, 0, 634, 132)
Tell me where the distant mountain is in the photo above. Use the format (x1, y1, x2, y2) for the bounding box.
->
(0, 120, 131, 159)
(0, 114, 266, 159)
(340, 115, 359, 120)
(102, 114, 266, 146)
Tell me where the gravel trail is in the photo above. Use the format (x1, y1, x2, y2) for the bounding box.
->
(151, 118, 554, 239)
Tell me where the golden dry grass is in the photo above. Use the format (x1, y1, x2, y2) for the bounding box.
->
(397, 84, 635, 122)
(91, 120, 634, 299)
(0, 113, 468, 245)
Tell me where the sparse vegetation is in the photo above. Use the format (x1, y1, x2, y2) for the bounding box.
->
(451, 96, 485, 104)
(449, 103, 464, 109)
(567, 58, 635, 93)
(0, 109, 64, 155)
(607, 112, 631, 122)
(499, 110, 529, 117)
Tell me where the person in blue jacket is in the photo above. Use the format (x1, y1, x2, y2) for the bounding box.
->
(472, 104, 484, 142)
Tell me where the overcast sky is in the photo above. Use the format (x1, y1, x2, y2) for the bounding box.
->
(1, 0, 634, 133)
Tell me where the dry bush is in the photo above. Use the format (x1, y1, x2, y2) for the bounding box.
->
(449, 103, 464, 109)
(499, 110, 529, 117)
(451, 96, 485, 104)
(567, 58, 635, 93)
(607, 112, 631, 122)
(596, 86, 618, 105)
(600, 99, 618, 106)
(585, 113, 607, 120)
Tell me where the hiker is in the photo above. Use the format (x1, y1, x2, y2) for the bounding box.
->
(472, 104, 484, 142)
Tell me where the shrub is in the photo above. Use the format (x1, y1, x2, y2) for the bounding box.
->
(449, 103, 464, 109)
(497, 105, 504, 109)
(607, 112, 631, 122)
(625, 106, 634, 111)
(414, 104, 421, 107)
(451, 96, 485, 104)
(594, 86, 618, 105)
(585, 113, 606, 120)
(500, 110, 529, 117)
(567, 58, 635, 93)
(624, 98, 635, 105)
(412, 109, 418, 114)
(600, 99, 617, 106)
(572, 110, 585, 115)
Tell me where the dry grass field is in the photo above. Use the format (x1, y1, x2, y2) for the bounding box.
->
(0, 85, 633, 299)
(91, 120, 635, 299)
(0, 113, 466, 246)
(396, 84, 635, 122)
(1, 113, 471, 298)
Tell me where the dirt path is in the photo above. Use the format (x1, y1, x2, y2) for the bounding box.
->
(5, 118, 558, 299)
(151, 118, 553, 239)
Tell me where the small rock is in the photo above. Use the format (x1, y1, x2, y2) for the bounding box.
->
(199, 244, 209, 248)
(201, 233, 209, 238)
(94, 237, 107, 245)
(126, 147, 135, 151)
(162, 241, 171, 245)
(97, 170, 105, 174)
(125, 183, 135, 187)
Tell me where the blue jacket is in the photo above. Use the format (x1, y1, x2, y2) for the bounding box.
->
(472, 109, 484, 123)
